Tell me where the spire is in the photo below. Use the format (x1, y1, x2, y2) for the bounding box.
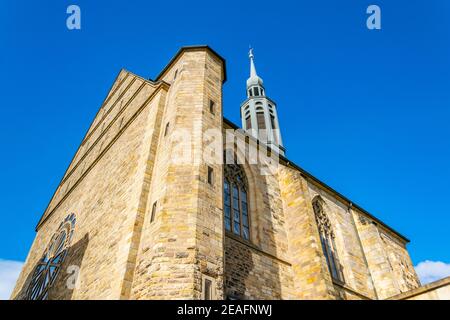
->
(241, 47, 285, 155)
(246, 47, 263, 88)
(249, 48, 257, 78)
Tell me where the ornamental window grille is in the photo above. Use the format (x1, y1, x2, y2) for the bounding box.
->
(26, 213, 76, 300)
(312, 197, 345, 283)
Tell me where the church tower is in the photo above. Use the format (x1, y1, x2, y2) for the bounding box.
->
(241, 49, 285, 155)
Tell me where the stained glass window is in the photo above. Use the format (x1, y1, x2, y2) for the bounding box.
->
(26, 213, 76, 300)
(224, 164, 250, 240)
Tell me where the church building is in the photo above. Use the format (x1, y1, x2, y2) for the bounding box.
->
(13, 45, 445, 300)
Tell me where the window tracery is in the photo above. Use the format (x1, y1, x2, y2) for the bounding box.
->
(26, 213, 76, 300)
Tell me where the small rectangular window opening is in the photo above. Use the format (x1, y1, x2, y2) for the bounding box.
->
(207, 166, 214, 185)
(164, 122, 170, 137)
(204, 279, 212, 300)
(202, 275, 216, 300)
(150, 202, 157, 223)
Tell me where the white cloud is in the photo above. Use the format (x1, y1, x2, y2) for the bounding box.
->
(415, 260, 450, 285)
(0, 259, 24, 300)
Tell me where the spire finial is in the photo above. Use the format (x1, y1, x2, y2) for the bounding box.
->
(249, 47, 257, 78)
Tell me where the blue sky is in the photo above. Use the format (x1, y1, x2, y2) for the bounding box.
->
(0, 0, 449, 286)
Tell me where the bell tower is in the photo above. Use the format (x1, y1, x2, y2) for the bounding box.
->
(240, 48, 285, 155)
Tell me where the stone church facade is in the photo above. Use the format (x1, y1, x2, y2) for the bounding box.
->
(12, 46, 427, 300)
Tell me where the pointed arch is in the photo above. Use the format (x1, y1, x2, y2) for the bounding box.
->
(224, 164, 250, 240)
(312, 196, 345, 283)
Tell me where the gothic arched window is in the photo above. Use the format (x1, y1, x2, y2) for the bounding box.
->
(224, 164, 250, 240)
(27, 213, 76, 300)
(312, 197, 345, 283)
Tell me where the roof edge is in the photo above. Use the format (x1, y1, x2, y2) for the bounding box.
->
(155, 45, 227, 83)
(223, 117, 410, 243)
(387, 276, 450, 300)
(35, 72, 169, 232)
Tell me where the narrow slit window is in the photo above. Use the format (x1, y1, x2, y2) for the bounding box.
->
(245, 116, 252, 130)
(164, 122, 170, 137)
(224, 180, 231, 231)
(150, 202, 157, 223)
(204, 279, 212, 300)
(256, 112, 266, 130)
(209, 100, 215, 114)
(202, 275, 215, 300)
(207, 166, 214, 185)
(270, 115, 276, 130)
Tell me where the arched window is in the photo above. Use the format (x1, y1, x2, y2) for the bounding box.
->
(256, 112, 265, 130)
(245, 116, 251, 129)
(270, 115, 276, 130)
(27, 213, 76, 300)
(255, 106, 266, 130)
(312, 197, 345, 283)
(224, 164, 250, 240)
(255, 103, 265, 129)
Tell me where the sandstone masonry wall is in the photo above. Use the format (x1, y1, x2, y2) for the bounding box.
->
(12, 46, 420, 301)
(130, 48, 226, 299)
(12, 71, 167, 298)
